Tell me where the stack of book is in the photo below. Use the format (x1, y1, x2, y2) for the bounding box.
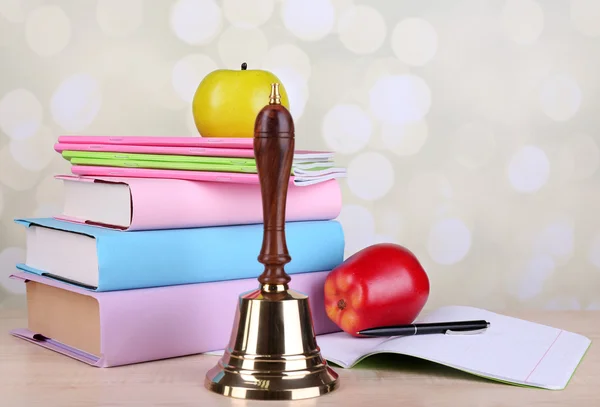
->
(9, 135, 346, 367)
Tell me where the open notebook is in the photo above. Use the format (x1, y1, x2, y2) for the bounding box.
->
(317, 306, 591, 390)
(204, 305, 591, 390)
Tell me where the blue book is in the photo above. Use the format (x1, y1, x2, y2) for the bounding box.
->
(14, 217, 345, 292)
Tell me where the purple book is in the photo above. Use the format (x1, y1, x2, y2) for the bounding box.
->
(9, 271, 339, 367)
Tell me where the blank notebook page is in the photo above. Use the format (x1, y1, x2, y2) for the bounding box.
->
(316, 305, 591, 390)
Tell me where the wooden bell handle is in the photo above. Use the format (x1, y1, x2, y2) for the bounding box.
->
(254, 83, 295, 287)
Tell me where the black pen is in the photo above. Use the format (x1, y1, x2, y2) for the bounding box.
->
(357, 320, 490, 337)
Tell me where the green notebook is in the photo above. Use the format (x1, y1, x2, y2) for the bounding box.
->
(315, 305, 591, 390)
(63, 150, 341, 175)
(62, 150, 256, 165)
(68, 157, 258, 173)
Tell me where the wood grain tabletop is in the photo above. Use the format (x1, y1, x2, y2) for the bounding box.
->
(1, 307, 598, 407)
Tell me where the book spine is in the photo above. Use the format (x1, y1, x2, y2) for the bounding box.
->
(97, 220, 345, 291)
(97, 270, 338, 367)
(126, 177, 342, 230)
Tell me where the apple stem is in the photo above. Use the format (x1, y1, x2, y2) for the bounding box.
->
(241, 62, 247, 70)
(337, 299, 346, 310)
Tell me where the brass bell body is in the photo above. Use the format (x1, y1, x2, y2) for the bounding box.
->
(205, 286, 338, 400)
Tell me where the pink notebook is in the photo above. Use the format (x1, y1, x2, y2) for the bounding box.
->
(9, 271, 340, 367)
(55, 175, 342, 230)
(57, 135, 253, 148)
(72, 165, 263, 184)
(69, 165, 344, 187)
(55, 142, 255, 158)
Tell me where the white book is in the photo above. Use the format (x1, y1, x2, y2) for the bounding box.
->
(316, 305, 591, 390)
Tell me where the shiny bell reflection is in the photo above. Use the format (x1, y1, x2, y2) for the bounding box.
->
(204, 83, 339, 400)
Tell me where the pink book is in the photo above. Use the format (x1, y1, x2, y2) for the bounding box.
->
(9, 271, 340, 367)
(55, 175, 342, 230)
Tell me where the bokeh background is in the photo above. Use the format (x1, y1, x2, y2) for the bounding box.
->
(1, 0, 599, 313)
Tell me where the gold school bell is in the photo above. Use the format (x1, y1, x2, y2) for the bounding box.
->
(204, 83, 339, 400)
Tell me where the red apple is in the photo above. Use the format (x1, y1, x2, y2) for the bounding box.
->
(324, 243, 430, 336)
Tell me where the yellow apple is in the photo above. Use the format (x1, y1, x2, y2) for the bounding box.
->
(192, 62, 290, 138)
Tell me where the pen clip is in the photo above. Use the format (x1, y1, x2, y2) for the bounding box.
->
(444, 327, 488, 336)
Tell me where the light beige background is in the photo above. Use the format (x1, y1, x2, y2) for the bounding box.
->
(0, 0, 599, 313)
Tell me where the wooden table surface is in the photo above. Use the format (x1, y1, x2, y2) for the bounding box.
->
(1, 307, 598, 407)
